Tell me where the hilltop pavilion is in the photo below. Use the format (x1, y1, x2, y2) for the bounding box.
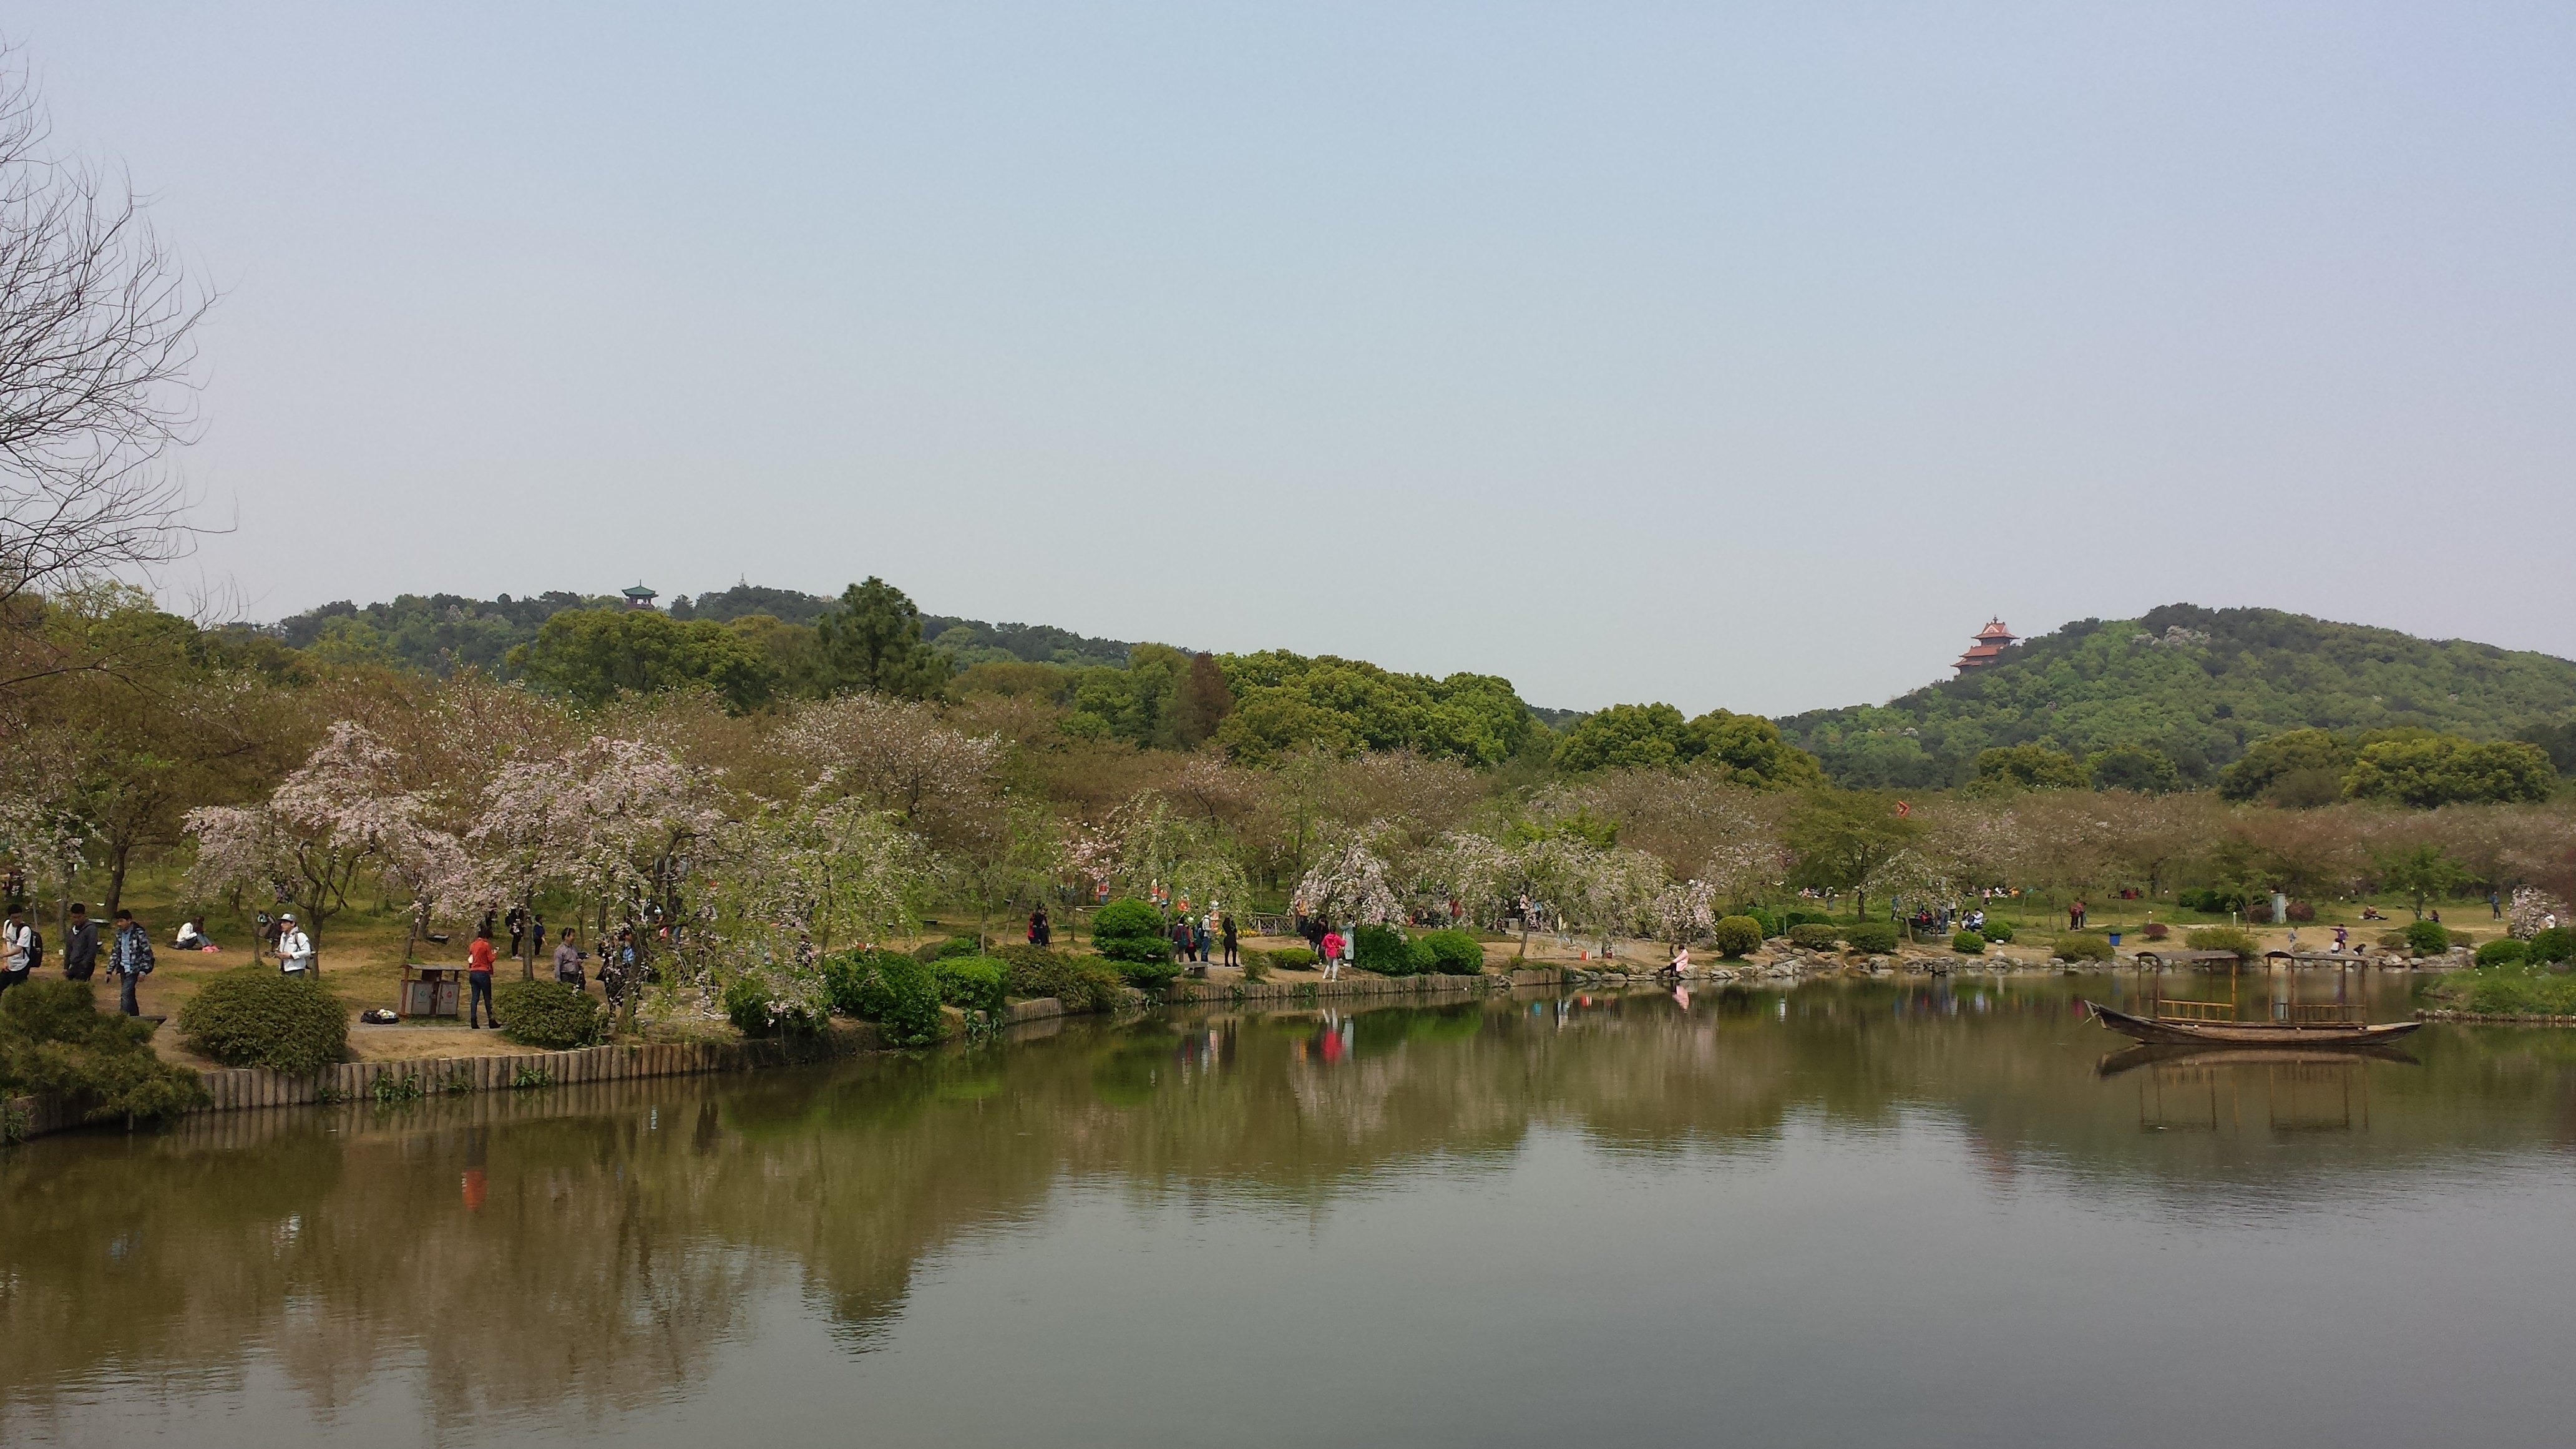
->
(1954, 618, 2016, 674)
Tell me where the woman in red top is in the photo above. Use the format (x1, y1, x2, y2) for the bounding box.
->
(467, 928, 497, 1029)
(1319, 929, 1343, 982)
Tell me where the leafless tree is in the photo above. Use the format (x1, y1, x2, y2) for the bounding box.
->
(0, 42, 213, 618)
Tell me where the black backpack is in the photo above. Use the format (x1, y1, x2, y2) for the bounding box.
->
(24, 927, 41, 970)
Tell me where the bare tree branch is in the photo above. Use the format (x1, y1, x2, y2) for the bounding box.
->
(0, 39, 216, 617)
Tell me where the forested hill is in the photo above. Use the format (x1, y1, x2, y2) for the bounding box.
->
(1777, 604, 2576, 789)
(266, 583, 1139, 675)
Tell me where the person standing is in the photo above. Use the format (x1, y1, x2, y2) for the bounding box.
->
(467, 927, 497, 1028)
(504, 905, 527, 960)
(1220, 912, 1238, 968)
(109, 909, 153, 1016)
(61, 903, 99, 982)
(1, 906, 32, 999)
(276, 914, 314, 975)
(552, 926, 585, 987)
(1028, 905, 1050, 947)
(1320, 926, 1343, 982)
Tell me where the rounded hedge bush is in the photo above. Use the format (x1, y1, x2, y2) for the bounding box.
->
(990, 945, 1130, 1013)
(1415, 929, 1485, 974)
(2530, 926, 2575, 965)
(1091, 898, 1174, 965)
(1710, 915, 1764, 959)
(821, 949, 944, 1045)
(2139, 921, 2171, 940)
(720, 972, 829, 1037)
(1264, 945, 1319, 969)
(1740, 905, 1783, 939)
(1353, 924, 1425, 975)
(934, 955, 1007, 1014)
(2184, 927, 2259, 959)
(912, 935, 983, 964)
(1843, 922, 1899, 955)
(1951, 930, 1987, 955)
(2403, 919, 2454, 957)
(177, 968, 348, 1075)
(2055, 933, 2116, 962)
(1787, 923, 1843, 951)
(1978, 920, 2016, 944)
(2476, 937, 2530, 968)
(494, 978, 608, 1048)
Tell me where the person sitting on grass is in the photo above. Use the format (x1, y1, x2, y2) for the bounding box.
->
(174, 915, 217, 952)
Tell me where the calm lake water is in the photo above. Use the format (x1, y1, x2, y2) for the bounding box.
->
(7, 971, 2575, 1448)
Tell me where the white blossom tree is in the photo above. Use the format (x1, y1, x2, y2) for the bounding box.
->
(185, 721, 449, 969)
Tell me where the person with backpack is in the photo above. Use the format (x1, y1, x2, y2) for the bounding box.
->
(109, 909, 154, 1016)
(61, 903, 99, 982)
(1, 905, 33, 998)
(276, 914, 314, 975)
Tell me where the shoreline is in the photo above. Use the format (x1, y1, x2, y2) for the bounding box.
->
(4, 965, 1579, 1145)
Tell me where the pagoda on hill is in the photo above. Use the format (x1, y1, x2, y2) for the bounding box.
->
(621, 583, 659, 611)
(1954, 618, 2016, 675)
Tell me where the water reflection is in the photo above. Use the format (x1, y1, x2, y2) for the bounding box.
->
(4, 973, 2574, 1446)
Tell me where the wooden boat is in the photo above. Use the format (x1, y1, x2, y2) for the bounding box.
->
(2084, 1000, 2421, 1048)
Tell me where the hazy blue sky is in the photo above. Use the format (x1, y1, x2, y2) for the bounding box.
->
(20, 2, 2575, 713)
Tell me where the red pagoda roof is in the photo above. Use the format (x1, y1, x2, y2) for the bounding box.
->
(1954, 618, 2016, 674)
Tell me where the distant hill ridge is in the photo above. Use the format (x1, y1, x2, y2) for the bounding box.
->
(1778, 603, 2576, 788)
(266, 583, 1139, 675)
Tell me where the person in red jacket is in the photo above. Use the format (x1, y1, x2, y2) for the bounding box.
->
(467, 927, 497, 1029)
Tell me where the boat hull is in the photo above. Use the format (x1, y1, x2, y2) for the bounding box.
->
(2083, 1000, 2421, 1048)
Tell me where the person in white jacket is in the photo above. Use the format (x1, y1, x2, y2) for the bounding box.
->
(276, 914, 315, 975)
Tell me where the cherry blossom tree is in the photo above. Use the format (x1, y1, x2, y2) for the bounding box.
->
(185, 721, 452, 968)
(1295, 831, 1405, 930)
(773, 693, 1003, 844)
(466, 734, 723, 976)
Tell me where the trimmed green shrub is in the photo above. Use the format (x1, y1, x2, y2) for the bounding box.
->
(1979, 920, 2014, 944)
(1843, 922, 1899, 955)
(1262, 945, 1319, 969)
(1782, 908, 1832, 930)
(912, 935, 982, 964)
(821, 949, 944, 1045)
(493, 978, 608, 1048)
(2530, 926, 2575, 965)
(2184, 927, 2259, 959)
(2476, 938, 2530, 968)
(1090, 898, 1174, 965)
(2056, 933, 2116, 962)
(1951, 930, 1987, 955)
(1354, 924, 1430, 975)
(1710, 915, 1764, 959)
(1787, 923, 1843, 951)
(2377, 929, 2413, 952)
(2403, 919, 2454, 957)
(934, 955, 1007, 1014)
(1739, 905, 1783, 939)
(177, 968, 348, 1075)
(2139, 921, 2170, 940)
(1, 980, 208, 1123)
(1415, 929, 1485, 974)
(990, 945, 1130, 1013)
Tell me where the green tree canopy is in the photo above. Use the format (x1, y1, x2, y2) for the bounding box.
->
(1553, 703, 1825, 788)
(2343, 735, 2555, 807)
(1212, 651, 1533, 767)
(2087, 744, 2179, 793)
(506, 608, 775, 713)
(816, 578, 952, 700)
(1973, 743, 2090, 791)
(1784, 791, 1923, 919)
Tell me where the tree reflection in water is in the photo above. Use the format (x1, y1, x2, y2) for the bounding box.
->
(1, 973, 2565, 1438)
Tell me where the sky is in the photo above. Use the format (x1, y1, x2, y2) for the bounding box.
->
(16, 2, 2575, 715)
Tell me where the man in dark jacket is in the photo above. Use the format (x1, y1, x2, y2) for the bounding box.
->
(109, 909, 153, 1016)
(61, 903, 100, 981)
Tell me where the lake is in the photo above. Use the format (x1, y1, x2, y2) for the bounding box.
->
(6, 971, 2574, 1448)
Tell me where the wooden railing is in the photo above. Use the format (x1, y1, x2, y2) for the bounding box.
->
(2153, 998, 2238, 1023)
(2285, 1002, 2361, 1024)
